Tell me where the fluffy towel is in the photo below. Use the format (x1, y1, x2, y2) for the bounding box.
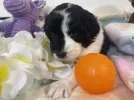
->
(105, 23, 134, 92)
(105, 23, 134, 55)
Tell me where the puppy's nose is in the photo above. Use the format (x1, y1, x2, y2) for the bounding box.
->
(56, 52, 67, 58)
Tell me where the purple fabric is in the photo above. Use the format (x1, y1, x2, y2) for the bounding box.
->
(4, 0, 31, 17)
(0, 21, 12, 32)
(0, 0, 46, 37)
(34, 0, 46, 8)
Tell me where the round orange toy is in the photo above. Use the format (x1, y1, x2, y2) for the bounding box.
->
(75, 53, 116, 94)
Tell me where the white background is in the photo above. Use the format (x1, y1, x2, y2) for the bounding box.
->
(0, 0, 131, 17)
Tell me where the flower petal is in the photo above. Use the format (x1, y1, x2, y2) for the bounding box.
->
(18, 69, 34, 94)
(0, 38, 5, 53)
(1, 69, 27, 100)
(42, 49, 49, 61)
(9, 60, 34, 70)
(48, 60, 65, 68)
(34, 32, 45, 44)
(0, 37, 13, 53)
(8, 43, 32, 63)
(0, 63, 9, 91)
(42, 45, 53, 61)
(14, 31, 33, 44)
(30, 61, 53, 80)
(27, 39, 43, 60)
(0, 53, 8, 60)
(54, 65, 72, 79)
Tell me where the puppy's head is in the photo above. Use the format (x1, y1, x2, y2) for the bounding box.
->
(44, 3, 100, 62)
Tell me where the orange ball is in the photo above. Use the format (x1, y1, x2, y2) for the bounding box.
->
(75, 53, 116, 94)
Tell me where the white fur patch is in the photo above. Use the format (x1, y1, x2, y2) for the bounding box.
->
(61, 9, 82, 61)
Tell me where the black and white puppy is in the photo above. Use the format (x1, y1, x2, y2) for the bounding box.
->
(44, 3, 110, 99)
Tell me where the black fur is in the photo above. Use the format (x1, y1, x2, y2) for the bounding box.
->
(66, 5, 100, 48)
(44, 3, 109, 56)
(44, 12, 65, 53)
(100, 30, 110, 55)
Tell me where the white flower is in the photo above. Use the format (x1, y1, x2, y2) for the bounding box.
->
(0, 59, 34, 100)
(0, 37, 13, 54)
(8, 31, 43, 61)
(11, 31, 73, 83)
(30, 60, 53, 80)
(0, 31, 73, 99)
(0, 31, 45, 99)
(47, 59, 72, 80)
(34, 31, 73, 80)
(5, 31, 48, 80)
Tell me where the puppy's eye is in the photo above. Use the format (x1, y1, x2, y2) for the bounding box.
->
(69, 33, 73, 36)
(70, 33, 77, 37)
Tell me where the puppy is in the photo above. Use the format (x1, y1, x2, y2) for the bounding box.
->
(44, 3, 110, 99)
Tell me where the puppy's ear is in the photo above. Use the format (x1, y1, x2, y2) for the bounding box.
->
(44, 12, 63, 39)
(131, 0, 134, 7)
(80, 10, 100, 38)
(70, 10, 101, 48)
(44, 12, 63, 31)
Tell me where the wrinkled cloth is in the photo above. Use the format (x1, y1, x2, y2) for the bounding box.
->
(14, 76, 134, 100)
(105, 23, 134, 55)
(13, 22, 134, 100)
(105, 23, 134, 92)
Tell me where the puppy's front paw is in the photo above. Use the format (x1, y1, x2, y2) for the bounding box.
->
(47, 80, 72, 100)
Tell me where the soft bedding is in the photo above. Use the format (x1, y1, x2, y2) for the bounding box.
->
(1, 10, 134, 100)
(15, 76, 134, 100)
